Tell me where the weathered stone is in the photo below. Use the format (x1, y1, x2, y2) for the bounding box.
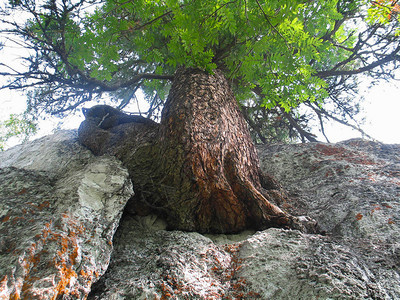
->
(0, 129, 92, 176)
(88, 223, 399, 299)
(257, 139, 400, 241)
(1, 133, 399, 299)
(237, 229, 396, 299)
(0, 130, 133, 299)
(88, 139, 400, 299)
(88, 213, 261, 300)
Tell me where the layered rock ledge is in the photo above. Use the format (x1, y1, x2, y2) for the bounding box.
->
(0, 131, 133, 299)
(1, 132, 399, 299)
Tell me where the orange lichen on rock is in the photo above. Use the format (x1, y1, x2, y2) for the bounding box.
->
(14, 217, 90, 299)
(16, 188, 27, 195)
(9, 292, 21, 300)
(53, 265, 78, 299)
(0, 276, 10, 299)
(26, 200, 50, 211)
(371, 205, 382, 214)
(314, 144, 377, 165)
(355, 213, 363, 221)
(0, 214, 10, 223)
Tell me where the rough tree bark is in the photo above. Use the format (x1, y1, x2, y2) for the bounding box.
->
(78, 68, 308, 233)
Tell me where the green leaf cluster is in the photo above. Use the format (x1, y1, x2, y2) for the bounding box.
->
(69, 0, 345, 110)
(0, 114, 37, 151)
(5, 0, 398, 116)
(367, 0, 399, 25)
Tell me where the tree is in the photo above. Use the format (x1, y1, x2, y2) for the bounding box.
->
(0, 113, 37, 150)
(0, 0, 399, 232)
(79, 70, 298, 233)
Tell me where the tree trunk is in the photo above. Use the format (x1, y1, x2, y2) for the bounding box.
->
(78, 68, 303, 233)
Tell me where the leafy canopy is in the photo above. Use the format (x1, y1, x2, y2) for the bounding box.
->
(0, 0, 399, 143)
(0, 113, 37, 150)
(53, 0, 338, 110)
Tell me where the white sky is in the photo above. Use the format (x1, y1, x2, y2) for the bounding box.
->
(315, 79, 400, 144)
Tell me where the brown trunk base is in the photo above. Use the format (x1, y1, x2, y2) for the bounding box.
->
(78, 68, 315, 233)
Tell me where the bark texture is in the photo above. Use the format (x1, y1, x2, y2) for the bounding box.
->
(79, 68, 300, 233)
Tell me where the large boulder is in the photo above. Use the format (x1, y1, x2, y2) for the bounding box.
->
(88, 139, 400, 299)
(0, 130, 133, 299)
(258, 139, 399, 241)
(1, 133, 399, 299)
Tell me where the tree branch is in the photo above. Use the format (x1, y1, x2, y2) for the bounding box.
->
(306, 101, 377, 141)
(279, 107, 318, 142)
(316, 45, 400, 78)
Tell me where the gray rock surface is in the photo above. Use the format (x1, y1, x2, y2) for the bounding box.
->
(89, 139, 400, 299)
(258, 139, 400, 241)
(0, 131, 133, 299)
(1, 134, 399, 299)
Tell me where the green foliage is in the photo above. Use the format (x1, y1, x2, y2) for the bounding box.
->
(367, 0, 400, 25)
(68, 0, 344, 109)
(1, 0, 399, 142)
(0, 114, 37, 151)
(366, 0, 400, 36)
